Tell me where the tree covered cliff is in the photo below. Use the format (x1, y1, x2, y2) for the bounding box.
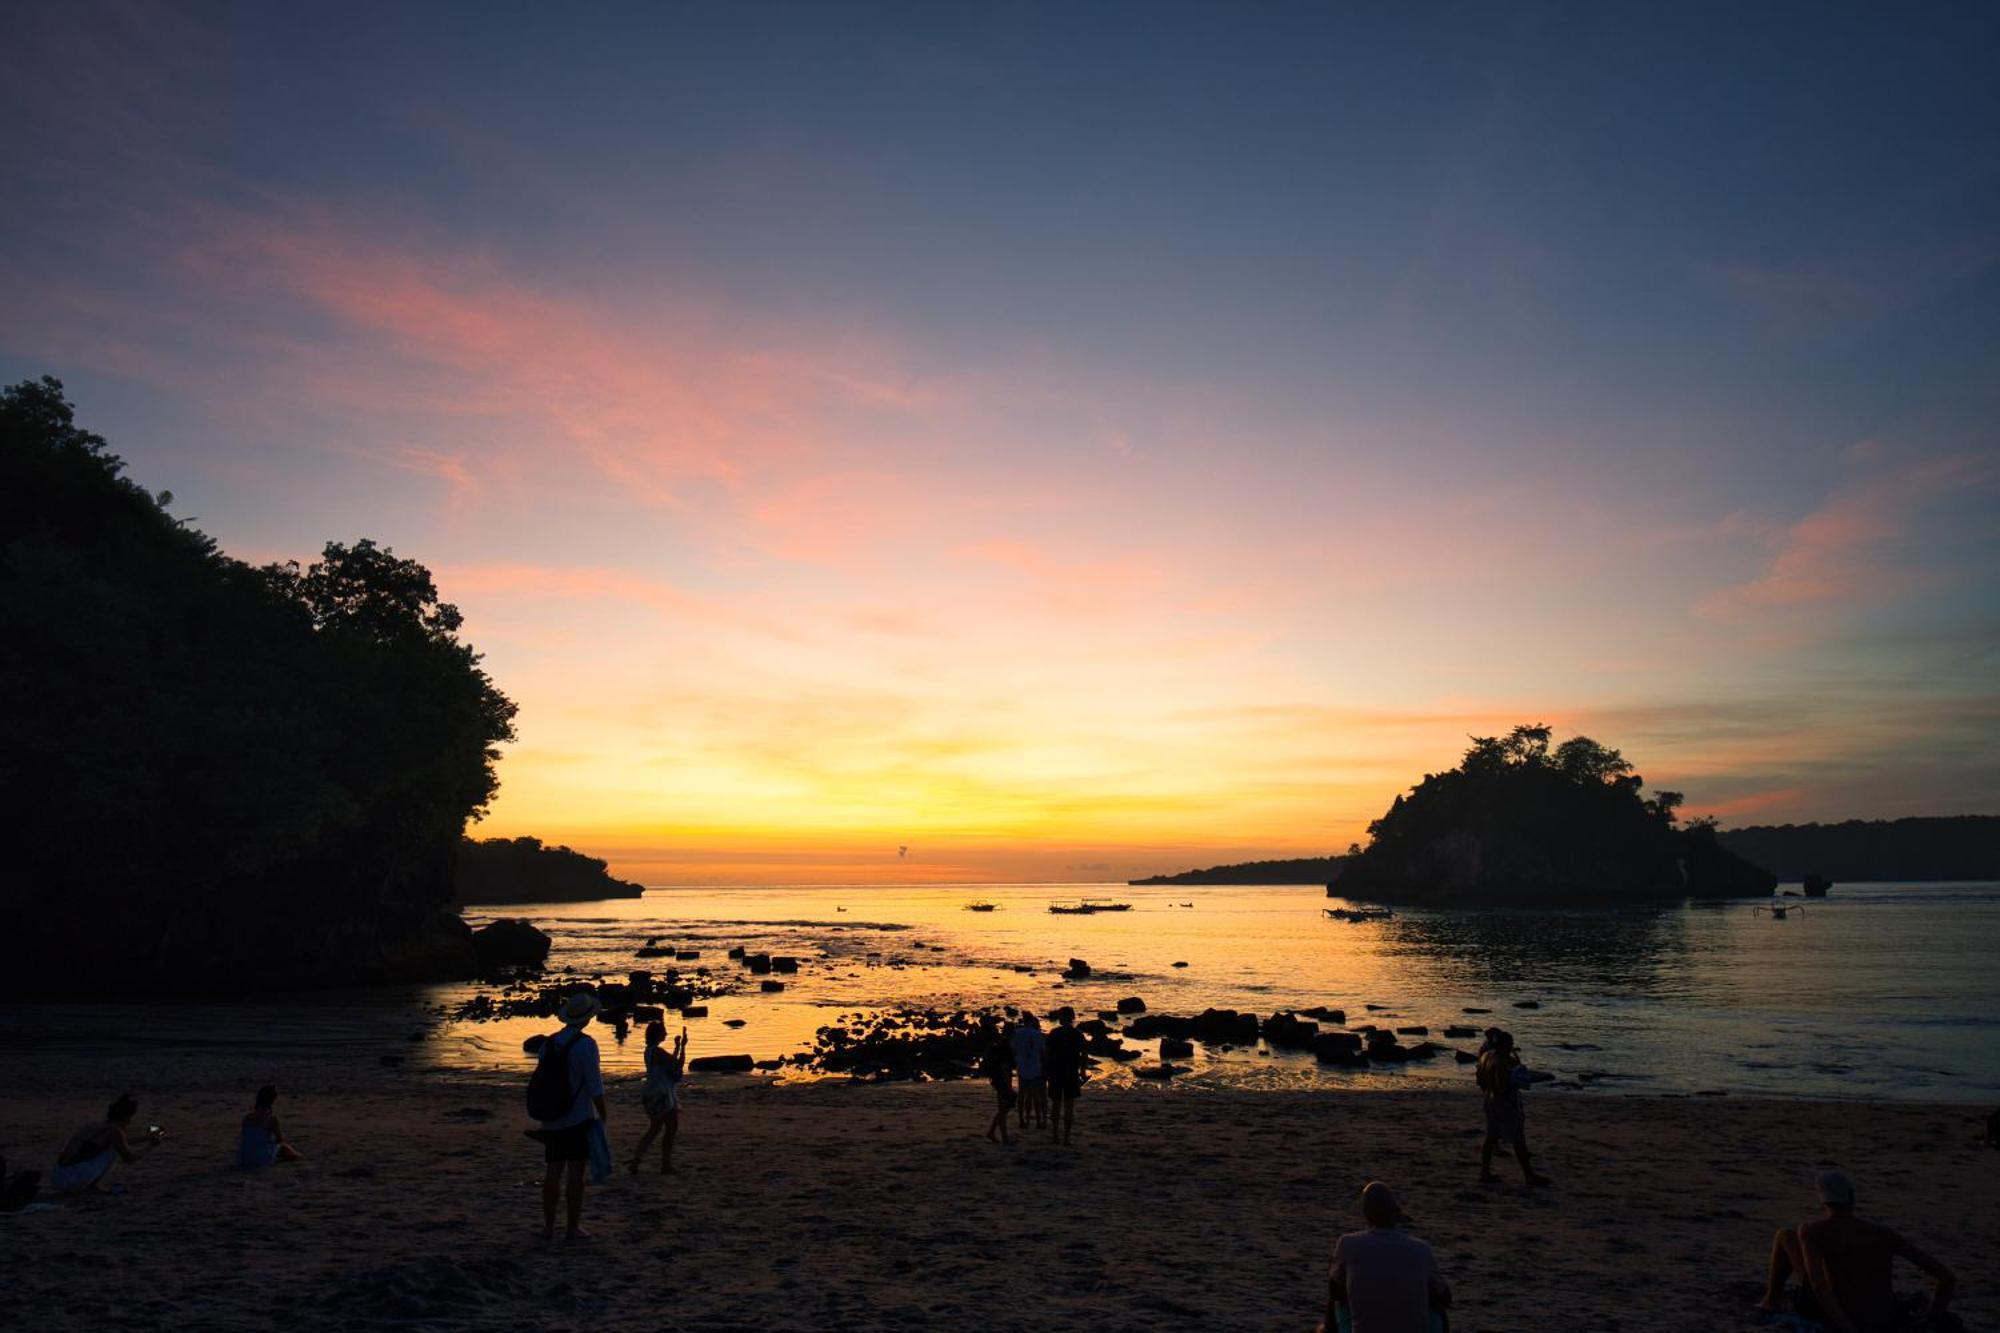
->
(0, 377, 517, 990)
(1339, 724, 1775, 905)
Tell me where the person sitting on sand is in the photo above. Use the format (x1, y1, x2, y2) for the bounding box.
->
(1318, 1180, 1451, 1333)
(1043, 1007, 1084, 1146)
(532, 992, 607, 1241)
(981, 1023, 1017, 1145)
(237, 1084, 304, 1169)
(53, 1093, 161, 1192)
(629, 1021, 686, 1175)
(1011, 1011, 1047, 1131)
(1758, 1169, 1958, 1332)
(1475, 1030, 1548, 1187)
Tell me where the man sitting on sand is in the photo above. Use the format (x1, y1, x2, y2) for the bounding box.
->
(1043, 1007, 1083, 1146)
(1759, 1169, 1958, 1332)
(1319, 1181, 1451, 1333)
(237, 1084, 304, 1169)
(53, 1093, 162, 1192)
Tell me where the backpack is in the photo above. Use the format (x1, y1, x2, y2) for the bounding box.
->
(526, 1030, 581, 1122)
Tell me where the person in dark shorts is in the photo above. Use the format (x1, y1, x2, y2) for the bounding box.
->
(1758, 1169, 1958, 1330)
(1475, 1029, 1548, 1187)
(981, 1024, 1017, 1144)
(1043, 1007, 1084, 1146)
(535, 992, 607, 1241)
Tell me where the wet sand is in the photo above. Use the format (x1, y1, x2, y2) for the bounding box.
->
(2, 1027, 1996, 1331)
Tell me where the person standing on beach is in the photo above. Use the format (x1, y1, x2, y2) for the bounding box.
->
(629, 1022, 685, 1175)
(1758, 1169, 1958, 1331)
(52, 1093, 162, 1192)
(1011, 1011, 1047, 1131)
(530, 992, 607, 1241)
(1043, 1007, 1084, 1146)
(1475, 1030, 1548, 1187)
(981, 1023, 1018, 1145)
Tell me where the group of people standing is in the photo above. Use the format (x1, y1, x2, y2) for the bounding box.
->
(980, 1006, 1083, 1146)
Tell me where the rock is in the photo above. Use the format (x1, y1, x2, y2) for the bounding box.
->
(632, 1005, 664, 1023)
(1298, 1006, 1346, 1025)
(635, 945, 671, 958)
(1396, 1025, 1429, 1036)
(1454, 1049, 1478, 1063)
(724, 1018, 747, 1028)
(1124, 1014, 1195, 1040)
(753, 1058, 783, 1071)
(1513, 1000, 1540, 1009)
(1462, 1007, 1491, 1014)
(727, 946, 746, 959)
(1443, 1025, 1480, 1039)
(760, 979, 785, 993)
(1312, 1032, 1367, 1066)
(682, 1005, 709, 1018)
(1171, 961, 1189, 968)
(1403, 1041, 1441, 1059)
(1116, 996, 1147, 1014)
(689, 1054, 754, 1073)
(1133, 1063, 1188, 1080)
(471, 918, 553, 971)
(665, 987, 694, 1009)
(1193, 1008, 1260, 1045)
(1096, 1010, 1121, 1024)
(772, 956, 799, 974)
(745, 953, 772, 974)
(627, 970, 655, 995)
(1159, 1036, 1195, 1059)
(1076, 1018, 1111, 1039)
(1062, 958, 1091, 979)
(1261, 1012, 1320, 1050)
(675, 950, 700, 961)
(1803, 873, 1832, 898)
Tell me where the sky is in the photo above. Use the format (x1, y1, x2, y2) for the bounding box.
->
(3, 2, 1997, 884)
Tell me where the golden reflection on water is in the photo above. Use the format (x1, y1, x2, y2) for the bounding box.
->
(433, 881, 2000, 1101)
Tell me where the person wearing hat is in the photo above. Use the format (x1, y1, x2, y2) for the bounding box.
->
(535, 991, 608, 1241)
(1320, 1181, 1451, 1333)
(1757, 1169, 1958, 1331)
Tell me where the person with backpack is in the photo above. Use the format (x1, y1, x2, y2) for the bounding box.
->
(527, 991, 607, 1240)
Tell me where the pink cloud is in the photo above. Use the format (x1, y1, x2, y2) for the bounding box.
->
(1697, 451, 1993, 621)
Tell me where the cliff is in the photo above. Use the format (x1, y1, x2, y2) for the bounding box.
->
(1717, 816, 1999, 882)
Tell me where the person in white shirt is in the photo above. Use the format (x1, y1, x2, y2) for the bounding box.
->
(1320, 1181, 1452, 1333)
(535, 992, 607, 1241)
(1010, 1012, 1047, 1131)
(629, 1021, 686, 1175)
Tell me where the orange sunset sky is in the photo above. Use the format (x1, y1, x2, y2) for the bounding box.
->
(4, 6, 1996, 883)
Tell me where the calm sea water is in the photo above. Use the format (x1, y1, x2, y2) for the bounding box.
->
(446, 881, 2000, 1102)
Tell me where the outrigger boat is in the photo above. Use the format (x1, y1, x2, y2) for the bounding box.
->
(964, 901, 998, 912)
(1047, 900, 1134, 915)
(1323, 906, 1394, 922)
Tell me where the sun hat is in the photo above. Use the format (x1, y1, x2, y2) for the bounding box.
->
(1816, 1170, 1855, 1207)
(560, 991, 600, 1027)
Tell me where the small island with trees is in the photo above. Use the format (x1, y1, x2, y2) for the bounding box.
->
(455, 836, 645, 905)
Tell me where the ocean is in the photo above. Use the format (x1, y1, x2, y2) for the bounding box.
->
(446, 880, 2000, 1102)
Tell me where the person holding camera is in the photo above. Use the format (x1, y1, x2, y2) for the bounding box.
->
(52, 1093, 162, 1192)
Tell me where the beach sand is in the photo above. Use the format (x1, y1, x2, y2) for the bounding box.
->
(2, 1016, 1995, 1332)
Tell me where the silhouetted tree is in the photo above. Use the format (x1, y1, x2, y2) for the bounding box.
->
(0, 377, 515, 990)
